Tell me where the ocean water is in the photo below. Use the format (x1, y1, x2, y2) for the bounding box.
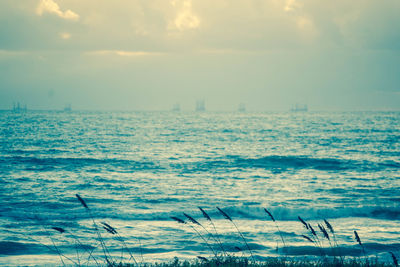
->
(1, 111, 399, 266)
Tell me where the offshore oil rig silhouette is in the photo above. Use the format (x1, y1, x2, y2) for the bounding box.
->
(63, 104, 72, 112)
(171, 103, 180, 112)
(291, 103, 308, 112)
(238, 103, 246, 112)
(12, 102, 27, 112)
(195, 99, 205, 112)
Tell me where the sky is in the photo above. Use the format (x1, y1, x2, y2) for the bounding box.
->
(0, 0, 400, 111)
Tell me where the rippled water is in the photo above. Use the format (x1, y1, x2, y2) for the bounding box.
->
(1, 111, 399, 266)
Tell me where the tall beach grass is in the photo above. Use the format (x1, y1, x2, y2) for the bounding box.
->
(21, 194, 400, 267)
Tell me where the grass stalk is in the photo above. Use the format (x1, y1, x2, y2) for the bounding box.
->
(183, 212, 226, 257)
(217, 207, 255, 262)
(76, 194, 113, 264)
(198, 207, 227, 256)
(390, 252, 398, 267)
(52, 226, 101, 266)
(171, 216, 218, 258)
(264, 208, 286, 250)
(354, 230, 366, 258)
(101, 222, 139, 266)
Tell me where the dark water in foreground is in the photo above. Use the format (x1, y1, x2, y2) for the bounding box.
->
(1, 111, 399, 266)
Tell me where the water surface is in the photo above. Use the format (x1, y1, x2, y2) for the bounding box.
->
(1, 111, 399, 266)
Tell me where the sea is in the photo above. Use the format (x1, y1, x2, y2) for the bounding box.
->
(1, 111, 399, 266)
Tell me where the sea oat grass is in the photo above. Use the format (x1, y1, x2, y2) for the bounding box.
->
(264, 208, 286, 250)
(217, 207, 256, 262)
(198, 207, 227, 256)
(118, 256, 392, 267)
(32, 195, 398, 267)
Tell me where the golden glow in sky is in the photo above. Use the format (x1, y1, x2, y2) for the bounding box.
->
(0, 0, 399, 111)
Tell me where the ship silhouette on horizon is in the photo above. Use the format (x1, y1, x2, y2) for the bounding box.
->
(238, 103, 246, 112)
(195, 100, 205, 112)
(172, 103, 180, 112)
(291, 103, 308, 112)
(64, 104, 72, 112)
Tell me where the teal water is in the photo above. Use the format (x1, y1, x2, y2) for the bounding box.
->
(1, 111, 399, 266)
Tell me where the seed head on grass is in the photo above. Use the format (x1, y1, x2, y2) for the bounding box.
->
(52, 227, 66, 234)
(102, 226, 115, 235)
(197, 256, 209, 262)
(183, 213, 201, 226)
(298, 216, 309, 229)
(301, 235, 314, 243)
(199, 207, 212, 221)
(101, 222, 117, 235)
(308, 224, 316, 236)
(171, 217, 186, 224)
(75, 194, 88, 209)
(264, 208, 275, 222)
(217, 207, 232, 221)
(390, 252, 398, 267)
(318, 224, 329, 240)
(101, 222, 117, 234)
(354, 231, 362, 246)
(324, 219, 334, 234)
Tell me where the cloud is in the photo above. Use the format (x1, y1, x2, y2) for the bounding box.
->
(36, 0, 79, 21)
(2, 0, 400, 52)
(295, 16, 317, 39)
(0, 50, 27, 57)
(169, 0, 200, 31)
(86, 50, 164, 57)
(284, 0, 302, 12)
(197, 48, 262, 55)
(59, 32, 71, 40)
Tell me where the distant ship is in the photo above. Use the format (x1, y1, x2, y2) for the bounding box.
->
(172, 103, 180, 112)
(291, 103, 308, 112)
(195, 100, 205, 112)
(238, 103, 246, 112)
(63, 104, 72, 112)
(12, 102, 27, 112)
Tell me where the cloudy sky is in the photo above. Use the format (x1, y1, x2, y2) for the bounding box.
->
(1, 0, 399, 111)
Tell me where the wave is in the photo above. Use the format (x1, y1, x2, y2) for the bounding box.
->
(1, 154, 398, 174)
(233, 155, 353, 171)
(5, 202, 400, 223)
(0, 241, 95, 256)
(233, 155, 400, 172)
(0, 156, 161, 172)
(166, 205, 400, 222)
(282, 243, 400, 257)
(2, 240, 400, 260)
(187, 155, 400, 173)
(0, 241, 49, 255)
(6, 148, 68, 155)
